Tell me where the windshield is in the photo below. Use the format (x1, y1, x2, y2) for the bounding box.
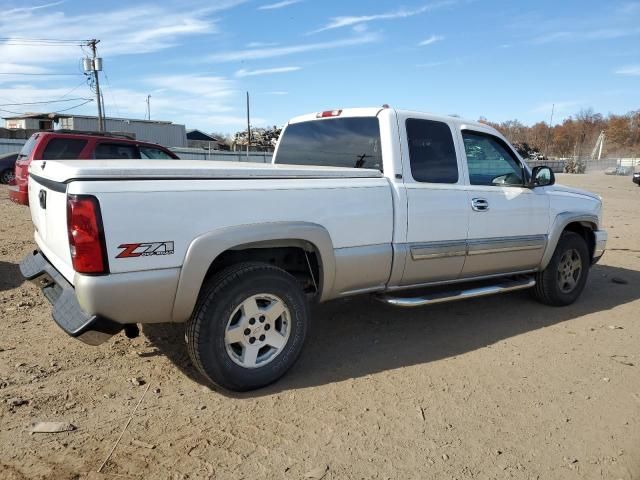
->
(274, 117, 382, 170)
(17, 134, 38, 161)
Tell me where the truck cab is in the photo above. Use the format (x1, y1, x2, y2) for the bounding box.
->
(273, 107, 605, 289)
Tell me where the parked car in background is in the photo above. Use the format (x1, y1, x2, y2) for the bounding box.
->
(0, 152, 18, 184)
(9, 131, 179, 205)
(633, 171, 640, 186)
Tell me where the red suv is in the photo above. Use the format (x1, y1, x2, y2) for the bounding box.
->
(9, 131, 179, 205)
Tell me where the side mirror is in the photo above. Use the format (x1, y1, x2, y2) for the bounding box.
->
(529, 166, 555, 188)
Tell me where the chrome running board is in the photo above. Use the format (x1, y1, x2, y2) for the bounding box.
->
(376, 276, 536, 308)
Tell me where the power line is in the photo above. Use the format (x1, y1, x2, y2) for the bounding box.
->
(0, 99, 94, 116)
(102, 71, 121, 118)
(0, 37, 89, 44)
(56, 78, 91, 102)
(0, 97, 92, 107)
(53, 99, 94, 113)
(0, 42, 86, 47)
(0, 37, 89, 42)
(0, 72, 80, 76)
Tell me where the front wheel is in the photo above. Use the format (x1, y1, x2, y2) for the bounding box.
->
(186, 262, 309, 391)
(531, 231, 590, 306)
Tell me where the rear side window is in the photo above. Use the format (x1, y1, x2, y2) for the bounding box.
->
(140, 146, 174, 159)
(275, 117, 382, 170)
(95, 143, 139, 159)
(406, 119, 458, 183)
(41, 138, 87, 160)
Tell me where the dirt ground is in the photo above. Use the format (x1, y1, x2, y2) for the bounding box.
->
(0, 173, 638, 480)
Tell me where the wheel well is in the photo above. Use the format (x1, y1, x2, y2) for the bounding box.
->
(563, 222, 595, 259)
(204, 241, 321, 296)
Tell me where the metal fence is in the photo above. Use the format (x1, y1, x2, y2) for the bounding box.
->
(3, 136, 635, 173)
(0, 139, 273, 163)
(169, 147, 272, 163)
(0, 139, 26, 155)
(529, 157, 639, 174)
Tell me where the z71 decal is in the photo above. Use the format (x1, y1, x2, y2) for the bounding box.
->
(116, 241, 175, 258)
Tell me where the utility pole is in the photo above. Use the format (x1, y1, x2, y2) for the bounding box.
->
(146, 95, 151, 120)
(88, 39, 104, 132)
(246, 91, 251, 160)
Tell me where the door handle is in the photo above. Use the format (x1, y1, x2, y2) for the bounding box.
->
(471, 197, 489, 212)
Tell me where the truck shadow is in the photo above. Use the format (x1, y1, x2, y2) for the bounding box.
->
(142, 263, 640, 397)
(0, 261, 24, 292)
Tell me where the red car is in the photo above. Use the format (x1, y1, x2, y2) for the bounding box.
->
(9, 131, 179, 205)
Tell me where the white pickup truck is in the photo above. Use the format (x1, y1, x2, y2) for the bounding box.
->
(21, 107, 607, 391)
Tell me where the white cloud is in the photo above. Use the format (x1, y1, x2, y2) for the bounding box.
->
(209, 33, 379, 62)
(615, 65, 640, 75)
(531, 27, 640, 44)
(0, 63, 49, 74)
(5, 1, 65, 15)
(419, 35, 444, 46)
(265, 91, 288, 95)
(235, 66, 301, 77)
(0, 1, 246, 65)
(258, 0, 302, 10)
(310, 1, 455, 34)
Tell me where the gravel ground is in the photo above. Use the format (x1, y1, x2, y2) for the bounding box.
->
(0, 174, 639, 480)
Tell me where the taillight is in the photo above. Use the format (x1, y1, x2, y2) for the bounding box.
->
(67, 194, 108, 274)
(316, 109, 342, 118)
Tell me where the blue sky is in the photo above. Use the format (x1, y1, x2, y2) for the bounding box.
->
(0, 0, 639, 134)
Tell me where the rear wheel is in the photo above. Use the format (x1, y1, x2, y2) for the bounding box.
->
(186, 262, 309, 391)
(0, 168, 14, 185)
(531, 231, 590, 306)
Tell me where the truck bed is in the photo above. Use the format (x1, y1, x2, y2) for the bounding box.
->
(32, 159, 383, 183)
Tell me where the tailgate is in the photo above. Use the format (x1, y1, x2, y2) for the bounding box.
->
(28, 174, 75, 283)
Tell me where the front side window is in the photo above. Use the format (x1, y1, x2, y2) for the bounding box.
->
(275, 117, 382, 170)
(462, 131, 523, 186)
(406, 118, 458, 183)
(41, 138, 87, 160)
(140, 147, 174, 159)
(94, 143, 139, 159)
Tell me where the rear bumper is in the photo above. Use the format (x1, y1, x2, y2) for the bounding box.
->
(8, 185, 28, 205)
(592, 230, 607, 264)
(19, 251, 122, 345)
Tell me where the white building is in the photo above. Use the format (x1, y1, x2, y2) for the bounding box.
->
(3, 113, 187, 147)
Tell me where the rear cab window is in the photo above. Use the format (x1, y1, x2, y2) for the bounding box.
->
(41, 138, 88, 160)
(274, 117, 382, 171)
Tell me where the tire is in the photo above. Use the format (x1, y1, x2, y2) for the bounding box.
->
(186, 262, 309, 391)
(531, 231, 590, 306)
(0, 168, 14, 185)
